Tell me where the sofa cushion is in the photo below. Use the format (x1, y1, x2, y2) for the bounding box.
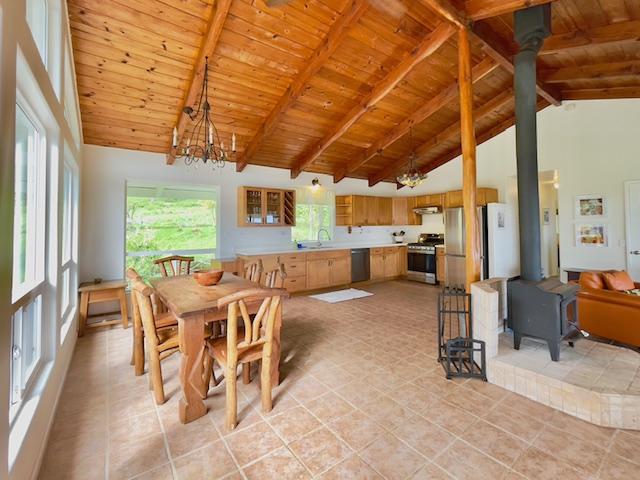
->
(602, 271, 636, 291)
(579, 272, 604, 290)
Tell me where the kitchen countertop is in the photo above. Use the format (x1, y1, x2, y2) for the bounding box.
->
(236, 242, 408, 256)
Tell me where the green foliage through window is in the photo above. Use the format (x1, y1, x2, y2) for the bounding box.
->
(292, 204, 332, 243)
(125, 193, 217, 279)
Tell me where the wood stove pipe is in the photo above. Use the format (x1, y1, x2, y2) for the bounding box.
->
(514, 5, 552, 282)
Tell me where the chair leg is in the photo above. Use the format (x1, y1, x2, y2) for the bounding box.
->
(201, 354, 213, 399)
(242, 362, 251, 384)
(225, 362, 238, 431)
(261, 357, 273, 413)
(149, 352, 165, 405)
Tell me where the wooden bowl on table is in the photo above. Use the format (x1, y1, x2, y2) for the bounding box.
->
(193, 269, 224, 286)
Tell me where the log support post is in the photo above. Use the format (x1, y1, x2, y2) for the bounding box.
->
(458, 28, 480, 291)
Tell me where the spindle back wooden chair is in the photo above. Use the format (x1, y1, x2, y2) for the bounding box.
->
(263, 263, 287, 288)
(127, 268, 178, 376)
(154, 255, 194, 277)
(243, 259, 263, 283)
(205, 287, 286, 431)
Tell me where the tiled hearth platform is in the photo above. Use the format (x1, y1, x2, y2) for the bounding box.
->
(488, 333, 640, 430)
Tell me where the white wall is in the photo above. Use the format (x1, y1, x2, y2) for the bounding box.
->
(408, 99, 640, 279)
(81, 145, 430, 282)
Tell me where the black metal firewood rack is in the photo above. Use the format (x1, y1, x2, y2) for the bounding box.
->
(438, 286, 487, 381)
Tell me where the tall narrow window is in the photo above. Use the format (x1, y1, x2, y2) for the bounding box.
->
(63, 41, 81, 146)
(125, 184, 219, 279)
(13, 103, 46, 301)
(60, 156, 79, 336)
(26, 0, 47, 66)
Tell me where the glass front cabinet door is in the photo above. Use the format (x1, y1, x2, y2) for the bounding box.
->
(245, 188, 263, 225)
(265, 190, 283, 225)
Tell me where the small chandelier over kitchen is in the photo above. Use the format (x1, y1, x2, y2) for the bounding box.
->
(396, 128, 427, 188)
(171, 56, 236, 169)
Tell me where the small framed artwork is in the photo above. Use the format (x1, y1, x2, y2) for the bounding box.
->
(497, 210, 505, 229)
(542, 208, 551, 225)
(575, 223, 608, 247)
(575, 194, 607, 218)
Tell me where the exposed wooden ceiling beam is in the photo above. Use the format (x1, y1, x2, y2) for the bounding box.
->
(166, 0, 232, 165)
(541, 60, 640, 83)
(561, 87, 640, 101)
(234, 0, 369, 172)
(334, 57, 497, 182)
(289, 22, 455, 179)
(465, 0, 555, 21)
(368, 87, 513, 187)
(541, 20, 640, 55)
(471, 21, 561, 106)
(419, 0, 468, 28)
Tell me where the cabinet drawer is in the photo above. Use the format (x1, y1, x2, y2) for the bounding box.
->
(283, 261, 306, 277)
(284, 277, 306, 292)
(307, 249, 349, 260)
(279, 253, 307, 263)
(370, 247, 384, 255)
(383, 247, 399, 255)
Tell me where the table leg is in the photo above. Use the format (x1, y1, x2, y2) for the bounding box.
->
(78, 292, 89, 337)
(178, 313, 207, 424)
(118, 288, 129, 329)
(270, 301, 282, 387)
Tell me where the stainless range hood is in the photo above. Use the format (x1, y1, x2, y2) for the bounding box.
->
(413, 206, 442, 215)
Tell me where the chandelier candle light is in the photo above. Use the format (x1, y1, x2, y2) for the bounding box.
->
(171, 57, 236, 169)
(397, 128, 427, 188)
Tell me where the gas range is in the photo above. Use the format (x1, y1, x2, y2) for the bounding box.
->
(407, 233, 445, 284)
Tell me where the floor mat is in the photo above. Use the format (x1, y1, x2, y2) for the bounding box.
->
(308, 288, 373, 303)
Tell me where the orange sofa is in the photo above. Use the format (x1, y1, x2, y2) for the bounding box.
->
(577, 271, 640, 348)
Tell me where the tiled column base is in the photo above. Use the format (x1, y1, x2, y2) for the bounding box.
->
(471, 279, 507, 360)
(487, 356, 640, 430)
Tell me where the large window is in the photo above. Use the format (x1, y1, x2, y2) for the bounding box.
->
(26, 0, 48, 66)
(291, 188, 335, 243)
(63, 40, 81, 146)
(11, 98, 47, 407)
(126, 184, 219, 279)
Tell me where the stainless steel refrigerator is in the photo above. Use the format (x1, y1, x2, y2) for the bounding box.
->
(444, 207, 489, 286)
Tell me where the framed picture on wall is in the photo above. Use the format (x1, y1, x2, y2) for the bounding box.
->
(575, 223, 608, 247)
(575, 194, 607, 218)
(542, 208, 551, 225)
(497, 210, 505, 229)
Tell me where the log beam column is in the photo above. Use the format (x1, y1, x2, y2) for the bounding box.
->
(458, 28, 480, 291)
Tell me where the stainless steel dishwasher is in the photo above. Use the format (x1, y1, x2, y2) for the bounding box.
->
(350, 248, 370, 283)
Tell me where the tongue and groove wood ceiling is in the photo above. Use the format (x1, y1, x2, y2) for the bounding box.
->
(68, 0, 640, 185)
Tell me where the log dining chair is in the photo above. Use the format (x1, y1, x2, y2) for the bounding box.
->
(127, 268, 178, 376)
(130, 273, 212, 403)
(243, 259, 263, 283)
(154, 255, 195, 277)
(205, 287, 286, 431)
(241, 264, 287, 385)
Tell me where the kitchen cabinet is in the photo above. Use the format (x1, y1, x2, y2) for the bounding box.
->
(392, 197, 408, 225)
(352, 195, 369, 225)
(436, 247, 446, 284)
(376, 197, 393, 225)
(416, 194, 443, 208)
(306, 250, 351, 289)
(237, 187, 296, 227)
(336, 195, 352, 226)
(371, 247, 404, 280)
(443, 188, 498, 208)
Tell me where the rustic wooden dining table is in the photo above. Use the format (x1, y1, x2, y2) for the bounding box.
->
(150, 272, 284, 424)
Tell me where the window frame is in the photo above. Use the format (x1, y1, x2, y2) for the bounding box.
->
(12, 93, 47, 303)
(124, 182, 220, 276)
(59, 151, 79, 338)
(26, 0, 48, 68)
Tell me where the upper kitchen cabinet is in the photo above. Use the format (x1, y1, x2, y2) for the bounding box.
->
(416, 194, 444, 208)
(376, 197, 393, 225)
(443, 188, 498, 208)
(338, 195, 393, 226)
(237, 187, 296, 227)
(392, 197, 421, 226)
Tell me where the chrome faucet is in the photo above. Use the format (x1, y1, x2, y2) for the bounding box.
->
(316, 228, 331, 246)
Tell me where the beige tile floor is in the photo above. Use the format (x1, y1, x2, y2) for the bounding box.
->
(39, 280, 639, 480)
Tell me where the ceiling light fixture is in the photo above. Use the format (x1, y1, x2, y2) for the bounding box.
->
(396, 128, 427, 188)
(171, 57, 236, 169)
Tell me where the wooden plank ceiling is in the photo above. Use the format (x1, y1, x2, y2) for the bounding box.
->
(68, 0, 640, 185)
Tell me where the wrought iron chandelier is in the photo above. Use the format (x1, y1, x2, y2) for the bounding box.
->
(396, 128, 427, 188)
(171, 56, 236, 168)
